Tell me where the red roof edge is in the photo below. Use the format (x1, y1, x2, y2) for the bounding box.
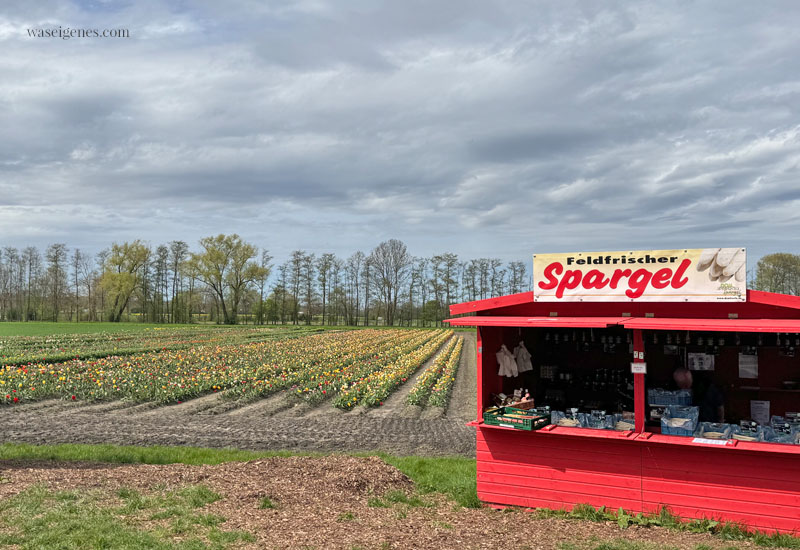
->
(448, 291, 534, 315)
(747, 289, 800, 310)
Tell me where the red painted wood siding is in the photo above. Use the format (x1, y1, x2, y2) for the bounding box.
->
(478, 426, 800, 534)
(477, 427, 644, 514)
(641, 440, 800, 533)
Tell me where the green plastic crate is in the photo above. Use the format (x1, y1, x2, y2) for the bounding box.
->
(483, 407, 550, 431)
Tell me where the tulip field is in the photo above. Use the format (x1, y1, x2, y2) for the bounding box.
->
(0, 325, 323, 366)
(406, 335, 463, 408)
(0, 327, 457, 409)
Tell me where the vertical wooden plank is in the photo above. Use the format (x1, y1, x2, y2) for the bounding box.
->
(476, 326, 483, 422)
(633, 328, 645, 433)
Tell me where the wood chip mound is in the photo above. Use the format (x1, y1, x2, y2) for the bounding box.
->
(0, 456, 755, 550)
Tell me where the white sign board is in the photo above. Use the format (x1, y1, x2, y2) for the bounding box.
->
(739, 352, 759, 379)
(533, 248, 746, 302)
(688, 353, 715, 371)
(751, 400, 770, 426)
(631, 362, 647, 374)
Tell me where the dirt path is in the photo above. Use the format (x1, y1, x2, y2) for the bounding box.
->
(446, 332, 477, 421)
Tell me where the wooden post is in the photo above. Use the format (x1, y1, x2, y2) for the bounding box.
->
(476, 326, 483, 421)
(633, 328, 645, 432)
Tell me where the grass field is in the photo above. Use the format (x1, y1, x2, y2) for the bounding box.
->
(0, 322, 456, 337)
(1, 443, 797, 550)
(0, 324, 328, 367)
(0, 322, 206, 337)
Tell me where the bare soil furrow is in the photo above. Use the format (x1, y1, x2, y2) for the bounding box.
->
(446, 332, 477, 421)
(1, 398, 68, 413)
(106, 401, 161, 417)
(63, 400, 143, 414)
(223, 391, 293, 417)
(134, 392, 225, 417)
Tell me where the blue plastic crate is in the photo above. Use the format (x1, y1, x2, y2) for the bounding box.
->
(660, 405, 699, 437)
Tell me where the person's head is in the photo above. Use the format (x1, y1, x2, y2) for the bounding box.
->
(673, 368, 693, 389)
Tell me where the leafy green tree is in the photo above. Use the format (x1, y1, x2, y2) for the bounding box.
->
(100, 241, 150, 322)
(190, 234, 268, 324)
(753, 253, 800, 296)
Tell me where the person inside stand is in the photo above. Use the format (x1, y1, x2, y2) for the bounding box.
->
(673, 367, 725, 423)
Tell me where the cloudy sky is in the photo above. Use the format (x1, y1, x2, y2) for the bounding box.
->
(2, 1, 799, 267)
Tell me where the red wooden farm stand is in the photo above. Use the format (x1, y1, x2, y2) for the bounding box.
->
(446, 290, 800, 534)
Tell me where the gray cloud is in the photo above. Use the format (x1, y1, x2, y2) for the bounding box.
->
(1, 0, 799, 266)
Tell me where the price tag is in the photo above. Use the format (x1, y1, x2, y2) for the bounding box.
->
(631, 362, 647, 374)
(692, 438, 728, 446)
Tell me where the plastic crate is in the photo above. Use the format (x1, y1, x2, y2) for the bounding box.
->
(611, 413, 636, 431)
(696, 422, 732, 440)
(483, 407, 550, 431)
(586, 410, 613, 430)
(660, 405, 699, 437)
(731, 422, 765, 442)
(763, 425, 796, 445)
(648, 388, 692, 406)
(552, 410, 586, 428)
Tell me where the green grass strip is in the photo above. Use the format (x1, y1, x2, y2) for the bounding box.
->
(0, 483, 254, 550)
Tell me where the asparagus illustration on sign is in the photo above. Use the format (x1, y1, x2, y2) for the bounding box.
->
(696, 248, 746, 282)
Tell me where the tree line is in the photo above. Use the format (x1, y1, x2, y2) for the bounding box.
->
(2, 240, 795, 326)
(0, 236, 530, 325)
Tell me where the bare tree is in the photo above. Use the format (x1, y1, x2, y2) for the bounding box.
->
(369, 239, 411, 326)
(71, 249, 83, 321)
(362, 257, 372, 326)
(507, 261, 528, 294)
(45, 244, 68, 321)
(329, 257, 343, 325)
(414, 257, 430, 326)
(345, 251, 365, 325)
(95, 249, 110, 320)
(22, 247, 41, 321)
(275, 262, 289, 323)
(316, 253, 335, 326)
(302, 253, 315, 325)
(256, 249, 273, 325)
(489, 258, 505, 297)
(288, 251, 305, 324)
(78, 250, 96, 321)
(169, 241, 189, 323)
